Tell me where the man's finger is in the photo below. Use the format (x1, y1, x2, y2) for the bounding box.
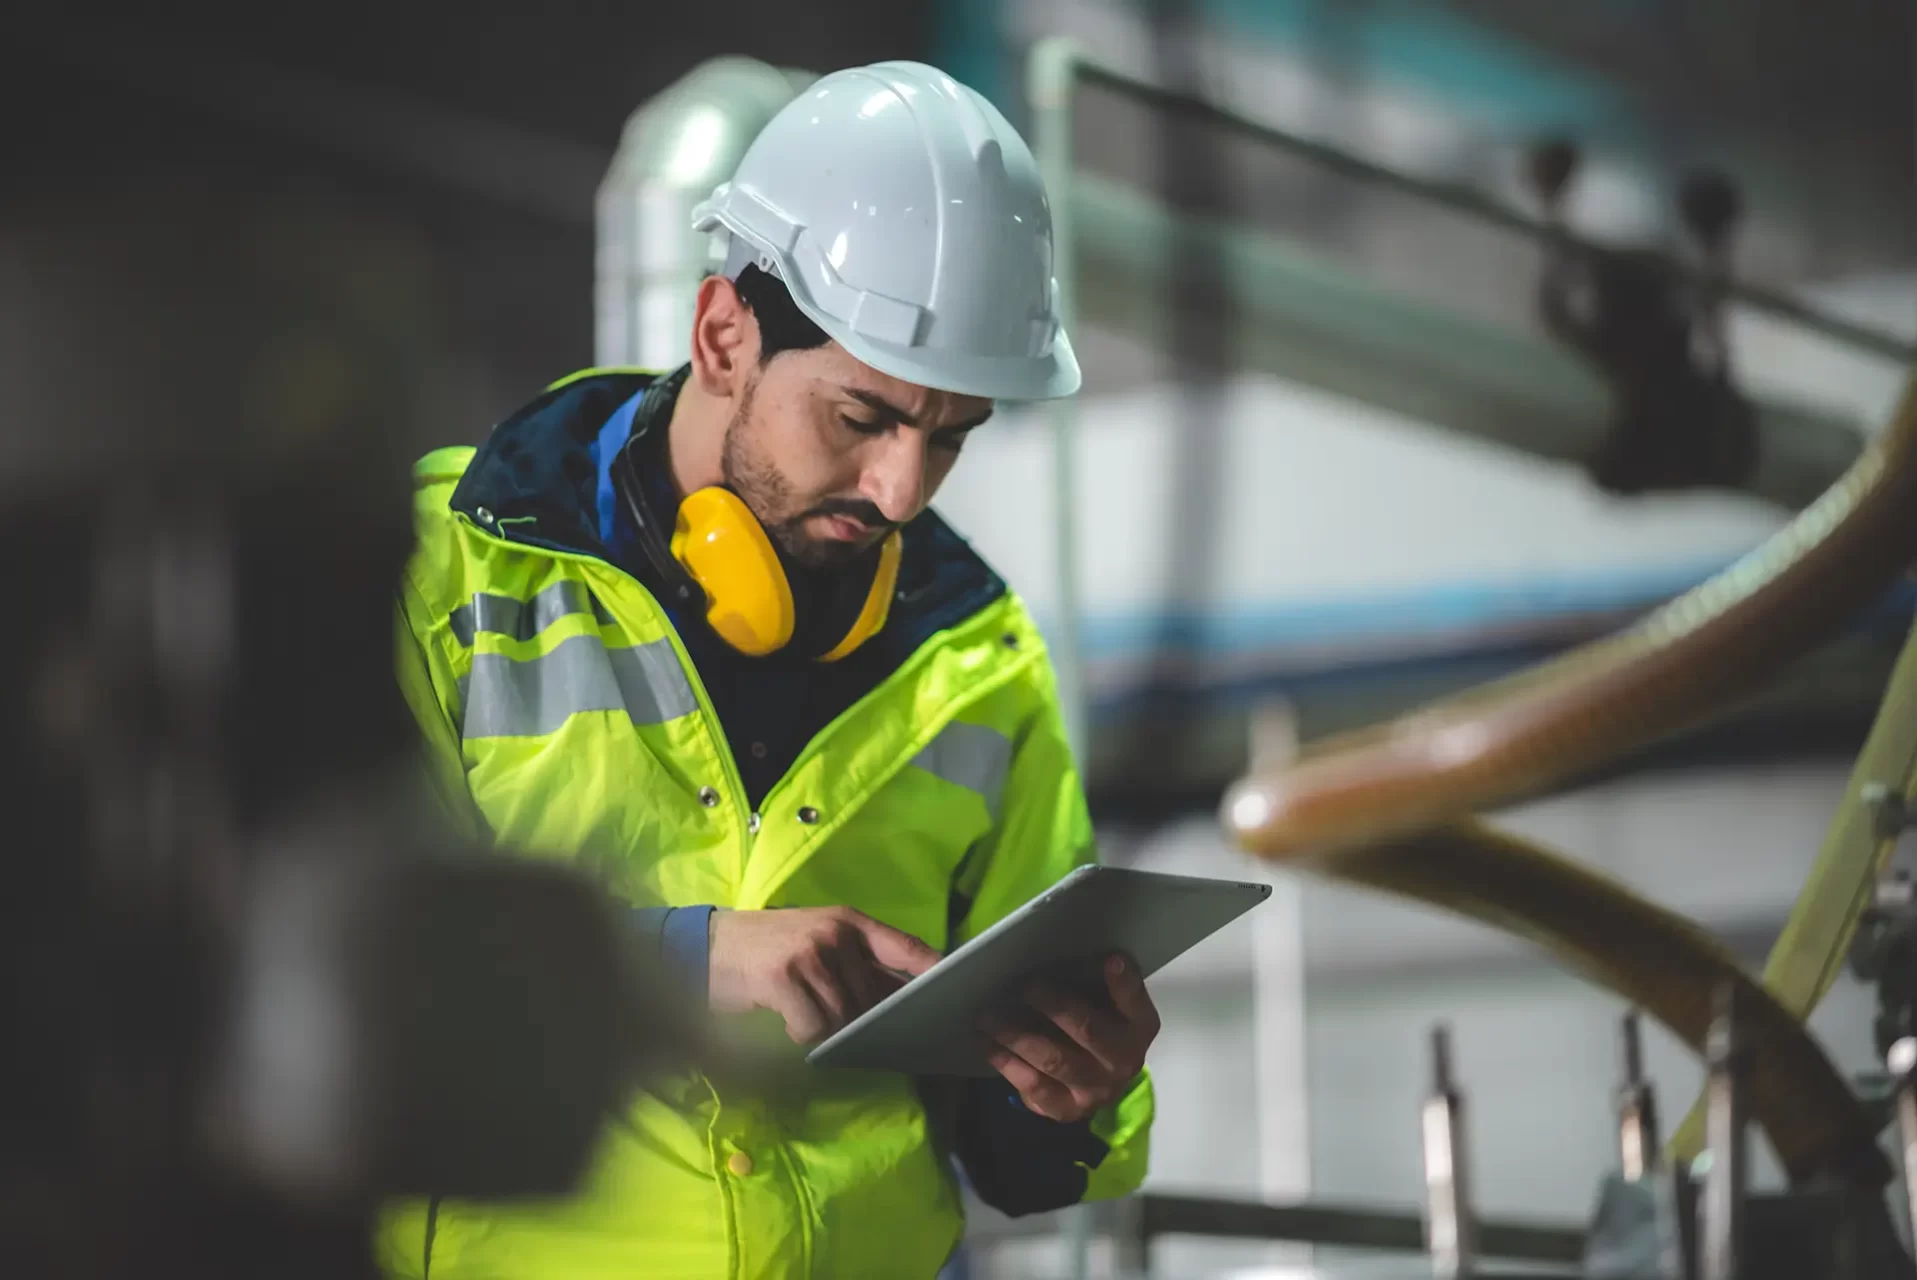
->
(982, 1010, 1102, 1093)
(797, 955, 852, 1028)
(1026, 979, 1123, 1073)
(828, 945, 891, 1020)
(1103, 954, 1160, 1036)
(772, 981, 833, 1045)
(985, 1045, 1082, 1123)
(853, 916, 942, 978)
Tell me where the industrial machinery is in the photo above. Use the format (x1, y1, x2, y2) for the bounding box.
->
(1214, 374, 1917, 1279)
(8, 32, 1903, 1280)
(987, 40, 1917, 1280)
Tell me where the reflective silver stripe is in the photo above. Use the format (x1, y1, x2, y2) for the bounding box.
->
(911, 720, 1014, 819)
(462, 633, 696, 739)
(449, 581, 600, 647)
(606, 636, 701, 726)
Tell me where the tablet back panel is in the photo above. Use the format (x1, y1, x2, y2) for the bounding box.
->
(807, 865, 1272, 1075)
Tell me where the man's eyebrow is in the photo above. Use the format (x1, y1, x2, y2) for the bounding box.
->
(940, 407, 994, 434)
(844, 388, 993, 433)
(845, 388, 918, 425)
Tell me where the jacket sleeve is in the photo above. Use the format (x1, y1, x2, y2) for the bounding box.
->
(395, 579, 720, 1002)
(392, 595, 490, 844)
(943, 662, 1154, 1214)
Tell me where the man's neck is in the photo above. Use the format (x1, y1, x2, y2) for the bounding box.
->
(662, 372, 727, 500)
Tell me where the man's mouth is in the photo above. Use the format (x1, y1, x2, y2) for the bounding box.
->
(815, 513, 877, 542)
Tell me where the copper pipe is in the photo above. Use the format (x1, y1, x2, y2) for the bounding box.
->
(1324, 820, 1886, 1188)
(1224, 374, 1917, 860)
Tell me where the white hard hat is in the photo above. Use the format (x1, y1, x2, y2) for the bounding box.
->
(691, 61, 1080, 402)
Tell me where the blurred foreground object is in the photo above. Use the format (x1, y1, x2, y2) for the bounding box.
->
(0, 200, 676, 1278)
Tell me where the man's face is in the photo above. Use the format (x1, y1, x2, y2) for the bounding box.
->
(720, 343, 994, 570)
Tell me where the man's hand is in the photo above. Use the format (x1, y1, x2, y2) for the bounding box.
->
(982, 954, 1160, 1123)
(708, 907, 942, 1044)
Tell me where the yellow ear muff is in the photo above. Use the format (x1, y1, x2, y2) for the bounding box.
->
(818, 530, 902, 663)
(670, 488, 795, 657)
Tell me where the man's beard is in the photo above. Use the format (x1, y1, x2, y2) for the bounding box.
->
(720, 375, 896, 570)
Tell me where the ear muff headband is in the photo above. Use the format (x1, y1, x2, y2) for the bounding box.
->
(818, 530, 901, 663)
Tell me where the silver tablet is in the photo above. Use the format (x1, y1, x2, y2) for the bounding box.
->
(805, 864, 1272, 1076)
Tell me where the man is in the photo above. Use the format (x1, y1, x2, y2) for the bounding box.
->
(380, 61, 1156, 1278)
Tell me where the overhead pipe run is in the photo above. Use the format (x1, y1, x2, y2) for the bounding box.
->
(1070, 173, 1868, 510)
(56, 34, 1877, 517)
(1029, 37, 1885, 514)
(1029, 39, 1916, 366)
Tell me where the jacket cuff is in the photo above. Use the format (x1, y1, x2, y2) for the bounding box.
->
(952, 1076, 1109, 1217)
(662, 905, 716, 1006)
(630, 906, 716, 1006)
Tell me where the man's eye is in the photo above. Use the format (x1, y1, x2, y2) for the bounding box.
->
(932, 432, 971, 454)
(840, 416, 885, 436)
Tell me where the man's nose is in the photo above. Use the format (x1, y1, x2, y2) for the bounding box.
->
(860, 435, 929, 524)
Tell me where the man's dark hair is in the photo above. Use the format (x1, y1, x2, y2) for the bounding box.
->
(730, 263, 831, 362)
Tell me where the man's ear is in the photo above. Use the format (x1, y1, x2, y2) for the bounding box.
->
(689, 275, 760, 398)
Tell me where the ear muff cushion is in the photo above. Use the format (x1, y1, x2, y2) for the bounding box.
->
(817, 531, 901, 663)
(671, 488, 794, 656)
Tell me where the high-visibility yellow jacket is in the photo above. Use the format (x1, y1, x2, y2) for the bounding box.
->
(377, 371, 1152, 1279)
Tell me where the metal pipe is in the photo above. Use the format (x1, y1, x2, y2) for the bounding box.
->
(595, 59, 813, 369)
(1032, 51, 1092, 1273)
(1071, 177, 1866, 510)
(1617, 1011, 1661, 1181)
(1134, 1193, 1584, 1263)
(1661, 1162, 1703, 1280)
(1029, 40, 1089, 762)
(1044, 42, 1915, 365)
(1701, 984, 1749, 1280)
(1421, 1024, 1477, 1280)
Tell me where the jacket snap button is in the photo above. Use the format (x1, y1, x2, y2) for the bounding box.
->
(747, 812, 761, 835)
(698, 786, 720, 807)
(475, 506, 496, 525)
(797, 806, 820, 825)
(726, 1149, 754, 1177)
(1001, 632, 1018, 648)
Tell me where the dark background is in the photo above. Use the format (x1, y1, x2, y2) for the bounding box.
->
(1, 3, 937, 475)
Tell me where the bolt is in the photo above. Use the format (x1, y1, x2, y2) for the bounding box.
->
(1863, 782, 1911, 842)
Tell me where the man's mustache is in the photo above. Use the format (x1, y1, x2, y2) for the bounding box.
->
(800, 497, 895, 534)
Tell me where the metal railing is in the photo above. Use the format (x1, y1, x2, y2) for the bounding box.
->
(964, 1190, 1586, 1276)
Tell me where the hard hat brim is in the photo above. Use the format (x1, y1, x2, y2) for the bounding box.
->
(819, 316, 1082, 404)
